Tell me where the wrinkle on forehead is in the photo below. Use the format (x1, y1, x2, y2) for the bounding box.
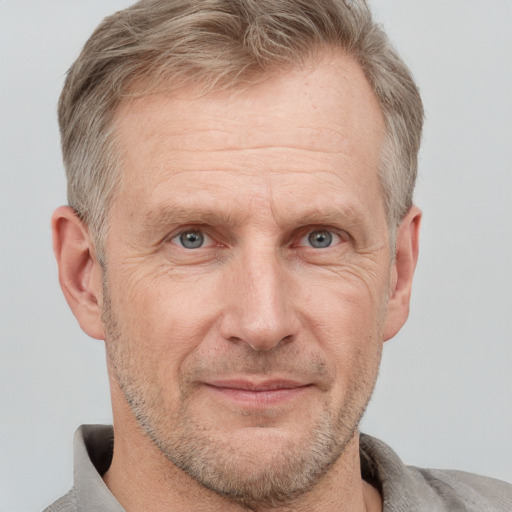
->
(132, 168, 384, 254)
(113, 52, 385, 159)
(110, 51, 388, 244)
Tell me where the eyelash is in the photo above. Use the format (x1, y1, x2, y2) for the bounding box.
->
(296, 229, 343, 249)
(169, 226, 347, 250)
(170, 229, 214, 249)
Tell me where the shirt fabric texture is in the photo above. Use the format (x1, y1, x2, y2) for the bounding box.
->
(44, 424, 512, 511)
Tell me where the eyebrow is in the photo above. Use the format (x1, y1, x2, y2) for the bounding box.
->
(284, 207, 368, 230)
(141, 202, 369, 234)
(141, 204, 247, 232)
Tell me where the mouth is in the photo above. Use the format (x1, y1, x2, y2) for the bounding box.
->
(203, 379, 313, 407)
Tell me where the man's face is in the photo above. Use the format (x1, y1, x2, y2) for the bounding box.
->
(102, 54, 393, 504)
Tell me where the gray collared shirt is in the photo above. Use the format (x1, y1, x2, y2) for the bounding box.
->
(44, 425, 512, 511)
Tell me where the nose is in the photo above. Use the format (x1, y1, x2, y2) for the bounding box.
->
(219, 245, 299, 351)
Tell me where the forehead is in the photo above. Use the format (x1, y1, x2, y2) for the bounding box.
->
(115, 53, 383, 151)
(111, 52, 386, 222)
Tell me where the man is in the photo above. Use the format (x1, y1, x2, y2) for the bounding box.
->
(46, 0, 512, 510)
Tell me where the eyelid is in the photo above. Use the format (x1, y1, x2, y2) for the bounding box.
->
(164, 225, 349, 249)
(295, 227, 347, 248)
(168, 227, 214, 248)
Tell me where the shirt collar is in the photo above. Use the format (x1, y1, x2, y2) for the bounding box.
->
(73, 425, 124, 511)
(73, 425, 416, 511)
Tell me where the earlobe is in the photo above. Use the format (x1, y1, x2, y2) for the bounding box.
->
(52, 206, 105, 340)
(382, 205, 421, 342)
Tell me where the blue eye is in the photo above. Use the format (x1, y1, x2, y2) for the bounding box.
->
(175, 230, 206, 249)
(308, 230, 333, 248)
(299, 230, 341, 249)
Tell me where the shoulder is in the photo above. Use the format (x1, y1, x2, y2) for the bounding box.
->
(410, 466, 512, 511)
(42, 490, 76, 512)
(360, 433, 512, 511)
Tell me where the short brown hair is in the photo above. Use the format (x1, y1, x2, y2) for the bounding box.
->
(58, 0, 423, 258)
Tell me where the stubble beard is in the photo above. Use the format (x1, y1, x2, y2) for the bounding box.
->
(102, 284, 382, 508)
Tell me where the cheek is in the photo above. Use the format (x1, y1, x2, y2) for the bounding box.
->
(109, 267, 224, 372)
(298, 272, 387, 383)
(298, 264, 389, 336)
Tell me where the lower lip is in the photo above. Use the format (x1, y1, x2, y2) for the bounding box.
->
(205, 385, 311, 407)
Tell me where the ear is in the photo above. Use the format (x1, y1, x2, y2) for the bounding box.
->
(52, 206, 105, 340)
(382, 205, 421, 342)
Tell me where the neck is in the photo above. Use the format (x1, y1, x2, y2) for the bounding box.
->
(103, 414, 381, 512)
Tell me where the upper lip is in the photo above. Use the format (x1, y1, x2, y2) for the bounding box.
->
(204, 379, 310, 391)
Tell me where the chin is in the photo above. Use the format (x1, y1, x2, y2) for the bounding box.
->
(144, 407, 358, 507)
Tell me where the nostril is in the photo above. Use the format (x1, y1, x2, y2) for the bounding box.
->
(225, 333, 294, 352)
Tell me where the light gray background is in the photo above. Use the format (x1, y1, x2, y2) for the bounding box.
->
(1, 1, 511, 510)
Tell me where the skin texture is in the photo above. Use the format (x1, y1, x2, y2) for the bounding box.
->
(53, 52, 420, 512)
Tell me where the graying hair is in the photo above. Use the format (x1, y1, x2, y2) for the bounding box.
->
(58, 0, 423, 259)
